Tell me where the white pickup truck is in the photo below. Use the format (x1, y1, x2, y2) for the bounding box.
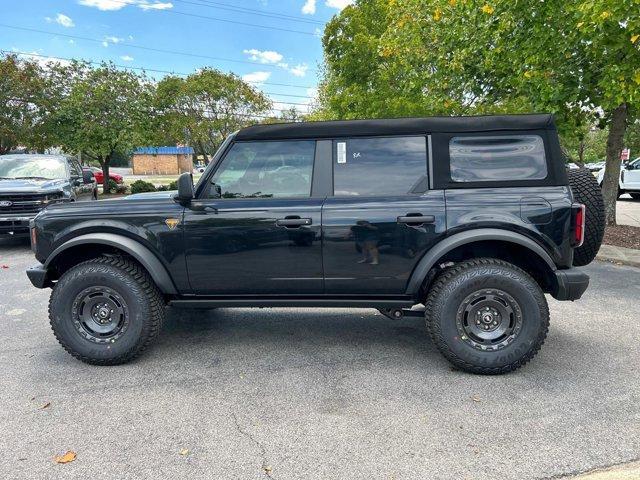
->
(597, 157, 640, 199)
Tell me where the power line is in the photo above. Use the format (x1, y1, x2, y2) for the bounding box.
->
(79, 0, 317, 36)
(0, 24, 318, 72)
(170, 0, 324, 25)
(2, 50, 316, 94)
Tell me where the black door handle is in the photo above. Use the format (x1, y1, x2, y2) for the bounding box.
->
(276, 218, 312, 227)
(397, 214, 435, 225)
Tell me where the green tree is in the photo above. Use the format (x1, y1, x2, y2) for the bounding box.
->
(53, 63, 153, 191)
(0, 54, 50, 154)
(153, 68, 271, 160)
(319, 0, 640, 224)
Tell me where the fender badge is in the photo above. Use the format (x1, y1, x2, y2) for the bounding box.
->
(165, 218, 180, 230)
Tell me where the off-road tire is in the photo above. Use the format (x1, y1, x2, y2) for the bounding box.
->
(630, 193, 640, 200)
(568, 167, 605, 266)
(425, 258, 549, 375)
(49, 256, 165, 365)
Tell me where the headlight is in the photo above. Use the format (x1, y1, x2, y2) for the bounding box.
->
(42, 192, 65, 204)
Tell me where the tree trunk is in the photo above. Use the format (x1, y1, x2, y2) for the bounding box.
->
(601, 103, 628, 226)
(578, 140, 585, 165)
(101, 155, 111, 194)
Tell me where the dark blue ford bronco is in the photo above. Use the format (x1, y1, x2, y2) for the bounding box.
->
(26, 114, 604, 374)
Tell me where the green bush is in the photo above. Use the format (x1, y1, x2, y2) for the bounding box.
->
(104, 179, 118, 194)
(130, 180, 157, 194)
(168, 180, 178, 190)
(156, 185, 168, 191)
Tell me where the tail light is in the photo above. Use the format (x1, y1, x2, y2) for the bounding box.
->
(572, 203, 586, 247)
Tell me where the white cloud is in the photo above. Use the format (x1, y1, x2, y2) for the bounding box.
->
(102, 35, 124, 47)
(302, 0, 316, 15)
(138, 2, 172, 10)
(78, 0, 173, 11)
(289, 63, 309, 77)
(54, 13, 75, 27)
(242, 71, 271, 84)
(243, 49, 284, 64)
(120, 55, 134, 61)
(13, 49, 71, 68)
(325, 0, 353, 10)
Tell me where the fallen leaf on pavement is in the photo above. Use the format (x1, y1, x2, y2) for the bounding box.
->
(264, 466, 272, 474)
(54, 451, 76, 464)
(40, 402, 51, 409)
(179, 448, 189, 456)
(471, 395, 481, 402)
(1, 265, 9, 269)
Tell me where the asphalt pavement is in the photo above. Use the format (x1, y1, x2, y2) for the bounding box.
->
(0, 238, 638, 480)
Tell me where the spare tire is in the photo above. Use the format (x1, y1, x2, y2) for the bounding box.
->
(568, 167, 605, 266)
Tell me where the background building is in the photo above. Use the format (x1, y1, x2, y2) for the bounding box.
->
(132, 146, 194, 175)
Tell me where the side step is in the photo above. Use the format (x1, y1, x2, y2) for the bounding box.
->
(378, 306, 425, 320)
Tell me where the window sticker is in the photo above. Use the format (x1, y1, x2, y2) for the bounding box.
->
(337, 141, 346, 164)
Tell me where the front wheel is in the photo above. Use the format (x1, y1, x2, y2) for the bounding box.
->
(425, 258, 549, 375)
(49, 256, 165, 365)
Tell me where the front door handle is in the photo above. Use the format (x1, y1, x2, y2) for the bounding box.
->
(276, 217, 312, 228)
(397, 214, 435, 225)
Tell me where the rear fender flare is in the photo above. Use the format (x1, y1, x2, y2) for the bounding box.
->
(45, 233, 177, 294)
(405, 228, 556, 297)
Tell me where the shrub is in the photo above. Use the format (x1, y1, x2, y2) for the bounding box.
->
(168, 180, 178, 190)
(130, 180, 157, 194)
(106, 179, 118, 194)
(156, 185, 168, 191)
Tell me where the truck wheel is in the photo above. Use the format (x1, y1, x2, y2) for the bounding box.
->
(568, 167, 605, 266)
(425, 258, 549, 375)
(49, 256, 165, 365)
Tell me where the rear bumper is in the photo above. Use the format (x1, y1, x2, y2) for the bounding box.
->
(26, 263, 51, 289)
(552, 268, 589, 301)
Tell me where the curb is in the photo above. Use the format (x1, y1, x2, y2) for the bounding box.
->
(596, 244, 640, 268)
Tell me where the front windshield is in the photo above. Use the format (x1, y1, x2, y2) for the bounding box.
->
(0, 156, 67, 180)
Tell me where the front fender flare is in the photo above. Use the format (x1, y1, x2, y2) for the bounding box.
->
(45, 233, 177, 295)
(405, 228, 557, 297)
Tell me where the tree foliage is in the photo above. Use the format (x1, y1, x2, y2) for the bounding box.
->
(153, 68, 271, 159)
(52, 63, 154, 190)
(319, 0, 640, 224)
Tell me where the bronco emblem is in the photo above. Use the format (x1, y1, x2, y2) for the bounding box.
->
(165, 218, 180, 230)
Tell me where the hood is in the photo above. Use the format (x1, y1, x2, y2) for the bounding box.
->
(0, 177, 67, 193)
(124, 190, 177, 200)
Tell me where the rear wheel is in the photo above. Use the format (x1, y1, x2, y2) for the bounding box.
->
(425, 258, 549, 375)
(568, 168, 605, 266)
(49, 256, 165, 365)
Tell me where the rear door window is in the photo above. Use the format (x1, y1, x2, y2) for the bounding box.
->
(333, 136, 427, 196)
(449, 135, 547, 182)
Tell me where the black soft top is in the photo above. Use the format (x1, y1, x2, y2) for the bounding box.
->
(235, 114, 555, 141)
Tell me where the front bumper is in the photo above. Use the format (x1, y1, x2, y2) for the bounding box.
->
(0, 215, 36, 236)
(26, 263, 51, 289)
(552, 268, 589, 301)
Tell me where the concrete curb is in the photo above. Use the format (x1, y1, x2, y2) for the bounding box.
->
(596, 244, 640, 268)
(561, 460, 640, 479)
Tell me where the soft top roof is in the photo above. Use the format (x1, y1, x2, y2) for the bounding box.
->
(235, 114, 555, 141)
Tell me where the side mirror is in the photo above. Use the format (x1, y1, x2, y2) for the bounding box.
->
(82, 170, 94, 184)
(176, 172, 194, 203)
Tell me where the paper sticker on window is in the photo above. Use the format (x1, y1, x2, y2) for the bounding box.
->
(337, 142, 346, 164)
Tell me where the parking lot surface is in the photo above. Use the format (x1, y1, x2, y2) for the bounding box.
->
(0, 239, 638, 480)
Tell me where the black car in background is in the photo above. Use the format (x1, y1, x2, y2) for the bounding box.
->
(0, 154, 96, 237)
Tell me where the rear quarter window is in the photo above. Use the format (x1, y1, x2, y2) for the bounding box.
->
(449, 135, 547, 182)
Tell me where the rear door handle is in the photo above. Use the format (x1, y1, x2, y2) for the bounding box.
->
(276, 218, 312, 227)
(397, 214, 435, 225)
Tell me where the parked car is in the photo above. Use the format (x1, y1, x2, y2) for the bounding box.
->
(84, 166, 123, 185)
(585, 161, 605, 172)
(27, 114, 603, 374)
(596, 157, 640, 199)
(0, 154, 96, 237)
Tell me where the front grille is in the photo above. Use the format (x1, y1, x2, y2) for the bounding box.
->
(0, 219, 30, 234)
(0, 194, 48, 214)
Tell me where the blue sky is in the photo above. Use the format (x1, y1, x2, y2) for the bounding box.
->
(0, 0, 353, 114)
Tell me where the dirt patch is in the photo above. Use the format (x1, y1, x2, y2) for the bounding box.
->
(603, 224, 640, 250)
